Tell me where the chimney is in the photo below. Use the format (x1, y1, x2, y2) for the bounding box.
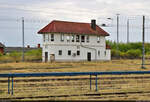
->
(27, 45, 30, 48)
(37, 44, 40, 48)
(91, 19, 96, 30)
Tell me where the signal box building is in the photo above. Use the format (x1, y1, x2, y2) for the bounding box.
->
(38, 20, 111, 62)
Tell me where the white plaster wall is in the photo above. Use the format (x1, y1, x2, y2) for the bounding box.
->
(42, 33, 111, 62)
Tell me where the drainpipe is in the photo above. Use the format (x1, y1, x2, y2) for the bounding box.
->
(80, 42, 97, 61)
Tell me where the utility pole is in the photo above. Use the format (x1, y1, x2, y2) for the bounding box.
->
(141, 15, 146, 69)
(116, 14, 120, 58)
(117, 14, 120, 44)
(127, 19, 129, 43)
(22, 17, 25, 62)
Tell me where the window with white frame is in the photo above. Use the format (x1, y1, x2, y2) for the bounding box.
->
(76, 35, 80, 42)
(86, 35, 89, 43)
(68, 50, 71, 55)
(71, 35, 75, 42)
(67, 35, 70, 42)
(45, 34, 49, 42)
(51, 34, 54, 41)
(77, 50, 80, 56)
(97, 36, 100, 43)
(43, 35, 45, 42)
(104, 51, 106, 56)
(81, 35, 85, 42)
(60, 34, 64, 42)
(98, 51, 100, 56)
(58, 50, 62, 55)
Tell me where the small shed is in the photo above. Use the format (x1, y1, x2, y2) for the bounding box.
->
(0, 42, 5, 54)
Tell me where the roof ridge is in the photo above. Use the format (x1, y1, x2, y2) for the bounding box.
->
(52, 20, 90, 24)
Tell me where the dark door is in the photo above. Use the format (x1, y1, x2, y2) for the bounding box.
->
(87, 52, 91, 61)
(45, 52, 48, 62)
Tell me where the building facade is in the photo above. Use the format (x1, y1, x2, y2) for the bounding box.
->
(38, 20, 111, 62)
(0, 42, 5, 54)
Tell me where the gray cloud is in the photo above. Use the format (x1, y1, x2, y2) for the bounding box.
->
(0, 0, 150, 46)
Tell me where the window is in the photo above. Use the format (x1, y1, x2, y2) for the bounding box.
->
(104, 51, 106, 56)
(58, 50, 62, 55)
(60, 34, 64, 42)
(51, 34, 54, 41)
(87, 35, 89, 43)
(81, 35, 85, 42)
(76, 35, 80, 42)
(43, 35, 45, 42)
(98, 51, 100, 56)
(97, 36, 100, 43)
(45, 34, 49, 42)
(67, 35, 70, 42)
(68, 50, 71, 55)
(45, 45, 48, 49)
(77, 51, 80, 56)
(71, 35, 75, 42)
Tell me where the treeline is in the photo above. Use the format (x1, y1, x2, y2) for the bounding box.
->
(106, 40, 150, 59)
(0, 49, 42, 63)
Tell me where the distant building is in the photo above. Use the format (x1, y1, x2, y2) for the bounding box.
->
(0, 44, 41, 54)
(38, 20, 111, 62)
(0, 42, 5, 54)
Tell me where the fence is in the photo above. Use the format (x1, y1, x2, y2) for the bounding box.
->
(1, 71, 150, 100)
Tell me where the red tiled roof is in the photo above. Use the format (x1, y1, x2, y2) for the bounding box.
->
(106, 44, 111, 49)
(38, 20, 109, 36)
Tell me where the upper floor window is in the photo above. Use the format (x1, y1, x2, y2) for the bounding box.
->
(86, 35, 89, 43)
(45, 34, 49, 42)
(67, 35, 70, 42)
(71, 35, 75, 42)
(61, 34, 64, 42)
(51, 34, 54, 41)
(81, 35, 85, 42)
(97, 36, 100, 43)
(43, 35, 45, 42)
(76, 35, 80, 42)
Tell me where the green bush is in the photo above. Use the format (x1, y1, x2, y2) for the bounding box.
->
(126, 49, 141, 59)
(111, 49, 121, 58)
(0, 53, 2, 57)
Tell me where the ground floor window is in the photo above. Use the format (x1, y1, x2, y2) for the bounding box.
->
(77, 51, 80, 55)
(68, 50, 71, 55)
(98, 51, 100, 56)
(58, 50, 62, 55)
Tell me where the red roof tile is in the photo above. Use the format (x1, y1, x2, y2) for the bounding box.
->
(106, 44, 111, 49)
(38, 20, 109, 36)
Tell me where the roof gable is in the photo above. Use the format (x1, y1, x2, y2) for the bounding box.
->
(0, 42, 5, 48)
(38, 20, 109, 36)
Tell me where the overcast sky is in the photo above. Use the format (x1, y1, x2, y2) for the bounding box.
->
(0, 0, 150, 47)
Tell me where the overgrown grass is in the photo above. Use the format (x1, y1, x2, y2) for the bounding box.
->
(0, 49, 42, 63)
